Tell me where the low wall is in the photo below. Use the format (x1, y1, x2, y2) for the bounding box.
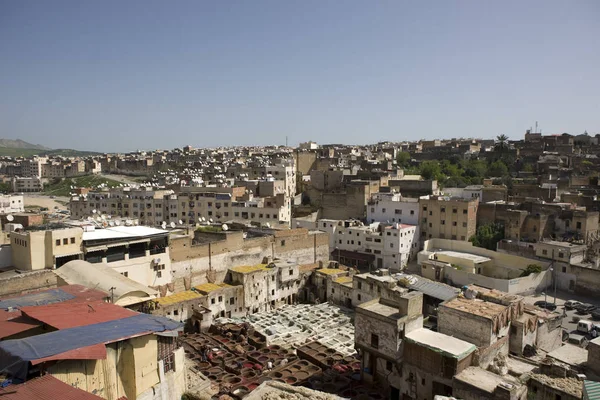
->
(444, 267, 550, 295)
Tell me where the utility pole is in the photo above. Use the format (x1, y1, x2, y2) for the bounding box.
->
(109, 286, 116, 304)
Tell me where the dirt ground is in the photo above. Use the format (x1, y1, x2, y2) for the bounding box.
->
(23, 194, 69, 211)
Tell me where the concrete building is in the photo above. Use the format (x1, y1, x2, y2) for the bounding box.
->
(319, 219, 418, 271)
(194, 282, 244, 320)
(227, 261, 301, 314)
(367, 192, 420, 225)
(11, 176, 43, 192)
(453, 367, 527, 400)
(419, 195, 478, 241)
(438, 297, 511, 368)
(418, 239, 552, 295)
(587, 337, 600, 377)
(0, 194, 24, 214)
(354, 293, 424, 397)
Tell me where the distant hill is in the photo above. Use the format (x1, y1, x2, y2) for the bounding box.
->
(0, 139, 50, 150)
(0, 139, 102, 157)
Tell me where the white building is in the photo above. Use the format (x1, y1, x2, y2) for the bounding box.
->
(441, 185, 483, 201)
(318, 219, 418, 271)
(0, 194, 25, 214)
(298, 141, 319, 150)
(367, 192, 420, 225)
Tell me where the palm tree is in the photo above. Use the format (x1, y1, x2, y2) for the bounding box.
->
(495, 134, 509, 152)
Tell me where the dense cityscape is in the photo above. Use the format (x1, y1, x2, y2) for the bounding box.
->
(0, 130, 599, 399)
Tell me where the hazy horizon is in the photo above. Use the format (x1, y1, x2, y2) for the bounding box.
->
(1, 1, 599, 152)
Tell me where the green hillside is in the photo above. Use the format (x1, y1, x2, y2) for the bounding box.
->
(0, 147, 103, 158)
(43, 175, 122, 196)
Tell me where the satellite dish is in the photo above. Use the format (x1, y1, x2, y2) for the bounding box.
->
(115, 220, 121, 226)
(209, 218, 213, 223)
(6, 215, 14, 222)
(201, 217, 206, 222)
(161, 222, 167, 229)
(222, 224, 229, 231)
(92, 209, 97, 214)
(178, 220, 183, 225)
(101, 215, 106, 220)
(266, 222, 271, 228)
(109, 221, 115, 226)
(87, 216, 93, 221)
(95, 216, 102, 222)
(170, 222, 176, 228)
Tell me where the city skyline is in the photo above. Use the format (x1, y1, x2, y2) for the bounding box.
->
(1, 1, 599, 152)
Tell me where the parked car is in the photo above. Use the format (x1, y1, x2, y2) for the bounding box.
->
(565, 300, 581, 310)
(575, 303, 597, 314)
(534, 301, 557, 311)
(591, 310, 600, 320)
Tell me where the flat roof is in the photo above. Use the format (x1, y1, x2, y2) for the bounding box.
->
(334, 276, 353, 285)
(155, 290, 203, 306)
(82, 225, 168, 241)
(229, 264, 269, 274)
(441, 297, 507, 320)
(194, 282, 232, 294)
(434, 250, 491, 264)
(455, 367, 520, 393)
(405, 328, 476, 359)
(358, 299, 403, 319)
(548, 344, 588, 366)
(317, 268, 346, 276)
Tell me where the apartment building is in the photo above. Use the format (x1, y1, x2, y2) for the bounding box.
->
(0, 194, 24, 214)
(319, 219, 418, 271)
(11, 176, 43, 192)
(20, 156, 47, 177)
(367, 192, 420, 225)
(419, 195, 478, 241)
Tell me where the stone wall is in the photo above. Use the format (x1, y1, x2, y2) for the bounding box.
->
(0, 269, 58, 297)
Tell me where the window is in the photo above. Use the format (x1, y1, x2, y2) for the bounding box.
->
(382, 208, 386, 213)
(390, 243, 394, 248)
(56, 239, 61, 246)
(371, 334, 379, 349)
(211, 298, 215, 304)
(460, 236, 465, 240)
(576, 222, 582, 229)
(121, 272, 128, 277)
(542, 249, 548, 255)
(70, 237, 75, 244)
(370, 208, 375, 213)
(358, 282, 362, 290)
(558, 253, 564, 258)
(281, 240, 286, 246)
(451, 235, 456, 240)
(441, 220, 445, 225)
(441, 207, 445, 212)
(462, 222, 467, 227)
(331, 288, 335, 294)
(423, 206, 427, 211)
(157, 271, 162, 278)
(429, 211, 432, 216)
(218, 296, 223, 302)
(387, 232, 391, 236)
(463, 209, 467, 214)
(395, 209, 402, 215)
(271, 289, 275, 295)
(453, 209, 457, 214)
(230, 297, 235, 305)
(562, 266, 567, 273)
(386, 361, 392, 371)
(453, 221, 457, 226)
(63, 238, 68, 245)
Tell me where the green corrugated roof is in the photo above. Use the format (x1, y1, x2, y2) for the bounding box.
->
(584, 380, 600, 400)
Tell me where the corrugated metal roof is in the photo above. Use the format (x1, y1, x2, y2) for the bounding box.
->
(155, 290, 203, 306)
(0, 316, 41, 339)
(584, 380, 600, 400)
(31, 343, 107, 365)
(21, 301, 137, 330)
(408, 277, 460, 301)
(0, 374, 104, 400)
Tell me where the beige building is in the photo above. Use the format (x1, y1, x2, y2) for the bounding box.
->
(11, 225, 83, 270)
(419, 195, 478, 241)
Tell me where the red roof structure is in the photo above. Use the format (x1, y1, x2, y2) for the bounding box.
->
(0, 374, 104, 400)
(0, 315, 41, 340)
(20, 301, 137, 330)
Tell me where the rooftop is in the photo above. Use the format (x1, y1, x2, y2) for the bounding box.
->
(155, 290, 203, 306)
(455, 367, 521, 394)
(194, 282, 232, 294)
(547, 344, 589, 366)
(334, 276, 353, 285)
(317, 268, 346, 276)
(20, 301, 137, 330)
(0, 374, 104, 400)
(434, 250, 491, 264)
(405, 328, 476, 359)
(82, 225, 168, 241)
(229, 264, 270, 274)
(441, 297, 508, 320)
(530, 374, 582, 398)
(357, 299, 403, 319)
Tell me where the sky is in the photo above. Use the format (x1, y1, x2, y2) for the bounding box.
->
(1, 1, 599, 152)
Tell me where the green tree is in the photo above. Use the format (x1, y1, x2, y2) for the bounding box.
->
(520, 264, 542, 277)
(495, 134, 509, 151)
(487, 160, 509, 177)
(469, 223, 505, 250)
(396, 152, 411, 167)
(419, 161, 444, 181)
(0, 182, 12, 193)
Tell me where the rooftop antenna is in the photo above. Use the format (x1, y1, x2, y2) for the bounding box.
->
(535, 121, 538, 133)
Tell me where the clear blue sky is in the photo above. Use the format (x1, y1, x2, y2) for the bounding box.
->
(1, 1, 598, 152)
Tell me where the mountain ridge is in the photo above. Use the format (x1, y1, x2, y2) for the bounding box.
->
(0, 139, 51, 150)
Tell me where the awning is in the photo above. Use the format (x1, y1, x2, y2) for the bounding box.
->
(55, 251, 83, 258)
(85, 246, 107, 253)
